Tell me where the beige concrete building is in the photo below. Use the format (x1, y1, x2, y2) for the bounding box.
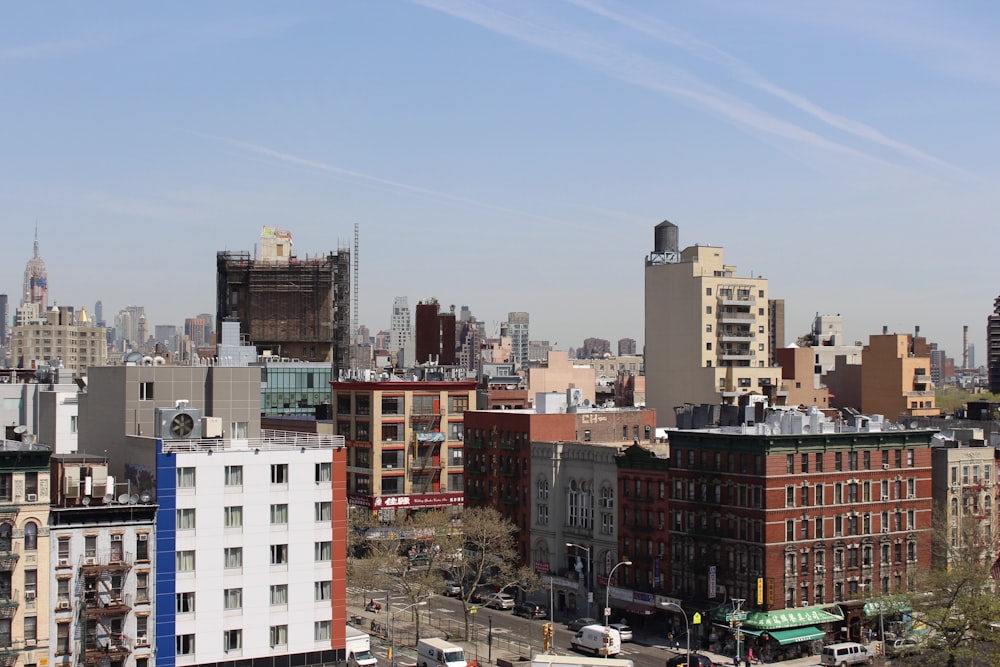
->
(644, 221, 783, 426)
(10, 306, 106, 372)
(526, 351, 597, 407)
(0, 438, 52, 667)
(861, 334, 940, 420)
(931, 430, 997, 570)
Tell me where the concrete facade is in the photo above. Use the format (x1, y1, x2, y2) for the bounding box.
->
(527, 351, 597, 407)
(861, 334, 939, 420)
(9, 307, 106, 373)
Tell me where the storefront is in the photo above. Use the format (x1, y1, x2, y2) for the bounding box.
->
(710, 605, 843, 662)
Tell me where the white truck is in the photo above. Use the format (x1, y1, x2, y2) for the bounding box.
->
(346, 625, 379, 667)
(417, 637, 467, 667)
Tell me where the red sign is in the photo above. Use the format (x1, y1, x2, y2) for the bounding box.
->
(535, 562, 551, 574)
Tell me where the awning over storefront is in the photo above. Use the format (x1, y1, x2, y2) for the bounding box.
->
(626, 604, 656, 616)
(863, 599, 911, 617)
(742, 605, 843, 630)
(768, 626, 826, 645)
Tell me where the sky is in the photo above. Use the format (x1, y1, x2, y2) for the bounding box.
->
(2, 1, 999, 360)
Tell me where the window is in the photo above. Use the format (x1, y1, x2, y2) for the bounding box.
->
(177, 508, 196, 530)
(270, 625, 288, 647)
(786, 520, 794, 541)
(176, 550, 196, 572)
(315, 580, 332, 601)
(786, 487, 795, 508)
(271, 464, 289, 484)
(271, 544, 289, 565)
(176, 592, 195, 613)
(23, 522, 37, 550)
(270, 584, 288, 605)
(224, 588, 242, 610)
(315, 541, 332, 561)
(223, 629, 242, 652)
(815, 483, 824, 506)
(315, 620, 332, 641)
(57, 622, 71, 654)
(176, 634, 195, 656)
(270, 504, 288, 525)
(224, 506, 243, 529)
(786, 455, 795, 474)
(225, 547, 243, 569)
(315, 501, 332, 522)
(139, 382, 154, 400)
(136, 572, 149, 603)
(176, 468, 196, 488)
(537, 478, 550, 501)
(24, 616, 36, 641)
(835, 452, 843, 471)
(136, 534, 149, 561)
(815, 453, 824, 472)
(315, 462, 332, 483)
(231, 421, 249, 439)
(225, 465, 243, 486)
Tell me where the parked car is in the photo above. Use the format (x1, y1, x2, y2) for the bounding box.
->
(888, 637, 921, 657)
(443, 582, 462, 597)
(609, 623, 632, 642)
(514, 602, 548, 619)
(665, 654, 715, 667)
(484, 593, 515, 610)
(567, 617, 599, 632)
(471, 586, 494, 603)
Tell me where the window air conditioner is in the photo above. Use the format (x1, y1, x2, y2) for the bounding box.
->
(25, 494, 37, 502)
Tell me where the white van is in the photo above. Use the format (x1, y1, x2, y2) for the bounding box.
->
(418, 638, 468, 667)
(571, 625, 622, 657)
(820, 642, 871, 666)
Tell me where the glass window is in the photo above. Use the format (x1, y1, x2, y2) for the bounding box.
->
(269, 625, 288, 647)
(315, 620, 332, 641)
(176, 635, 195, 655)
(315, 502, 332, 522)
(271, 464, 289, 484)
(224, 506, 243, 529)
(176, 468, 196, 488)
(271, 544, 289, 565)
(176, 508, 196, 530)
(23, 522, 37, 550)
(315, 580, 332, 601)
(315, 462, 332, 482)
(176, 592, 195, 613)
(24, 616, 36, 641)
(270, 504, 288, 524)
(315, 541, 332, 561)
(270, 584, 288, 605)
(225, 466, 243, 486)
(176, 551, 196, 572)
(224, 588, 242, 610)
(224, 629, 242, 651)
(225, 547, 243, 569)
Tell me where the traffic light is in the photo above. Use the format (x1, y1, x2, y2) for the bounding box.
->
(729, 618, 736, 628)
(542, 623, 553, 651)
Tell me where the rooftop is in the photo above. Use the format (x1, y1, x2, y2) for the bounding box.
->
(161, 429, 344, 454)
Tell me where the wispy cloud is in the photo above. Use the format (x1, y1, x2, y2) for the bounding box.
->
(568, 0, 958, 173)
(209, 134, 567, 223)
(0, 38, 98, 61)
(412, 0, 945, 172)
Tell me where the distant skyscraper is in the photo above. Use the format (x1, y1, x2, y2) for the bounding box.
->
(415, 299, 456, 365)
(185, 317, 211, 348)
(580, 337, 611, 359)
(115, 306, 146, 349)
(507, 311, 529, 370)
(969, 344, 975, 369)
(390, 297, 413, 365)
(0, 294, 7, 346)
(94, 300, 104, 326)
(988, 296, 1000, 393)
(617, 338, 637, 356)
(22, 228, 48, 311)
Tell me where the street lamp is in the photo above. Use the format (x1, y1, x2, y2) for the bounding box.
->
(567, 543, 593, 618)
(390, 600, 428, 667)
(660, 601, 690, 667)
(604, 560, 632, 629)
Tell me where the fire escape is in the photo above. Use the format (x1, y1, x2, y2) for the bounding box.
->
(410, 413, 443, 494)
(0, 508, 19, 667)
(80, 546, 133, 667)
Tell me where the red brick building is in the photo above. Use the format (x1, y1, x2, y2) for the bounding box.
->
(666, 415, 934, 646)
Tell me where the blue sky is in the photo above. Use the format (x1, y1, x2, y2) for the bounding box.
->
(2, 1, 998, 359)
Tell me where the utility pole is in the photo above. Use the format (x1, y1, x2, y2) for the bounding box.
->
(727, 599, 747, 665)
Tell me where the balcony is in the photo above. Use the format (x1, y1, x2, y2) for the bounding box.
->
(0, 591, 17, 619)
(720, 333, 754, 342)
(718, 312, 755, 323)
(499, 466, 519, 478)
(409, 457, 442, 471)
(80, 551, 134, 575)
(0, 547, 18, 572)
(85, 593, 132, 619)
(721, 354, 755, 362)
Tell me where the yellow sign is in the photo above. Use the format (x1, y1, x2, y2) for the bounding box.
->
(693, 612, 702, 625)
(470, 606, 478, 615)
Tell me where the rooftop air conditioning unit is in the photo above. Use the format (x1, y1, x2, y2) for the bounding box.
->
(200, 416, 223, 438)
(155, 404, 203, 440)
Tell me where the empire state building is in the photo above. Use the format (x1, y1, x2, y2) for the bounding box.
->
(22, 229, 48, 312)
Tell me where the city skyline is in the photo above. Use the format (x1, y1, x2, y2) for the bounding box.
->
(2, 2, 997, 357)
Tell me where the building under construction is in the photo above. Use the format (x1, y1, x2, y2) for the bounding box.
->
(216, 228, 351, 373)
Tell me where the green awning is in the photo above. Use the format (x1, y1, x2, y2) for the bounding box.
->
(743, 606, 843, 630)
(863, 599, 911, 617)
(768, 626, 826, 645)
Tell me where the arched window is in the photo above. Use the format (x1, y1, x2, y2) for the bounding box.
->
(24, 522, 38, 551)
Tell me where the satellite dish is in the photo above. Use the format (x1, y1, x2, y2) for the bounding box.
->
(139, 493, 152, 503)
(909, 422, 918, 429)
(103, 494, 114, 503)
(81, 496, 91, 506)
(117, 493, 130, 505)
(129, 494, 139, 504)
(13, 425, 27, 434)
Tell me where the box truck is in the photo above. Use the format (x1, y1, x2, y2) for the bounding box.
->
(347, 625, 379, 667)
